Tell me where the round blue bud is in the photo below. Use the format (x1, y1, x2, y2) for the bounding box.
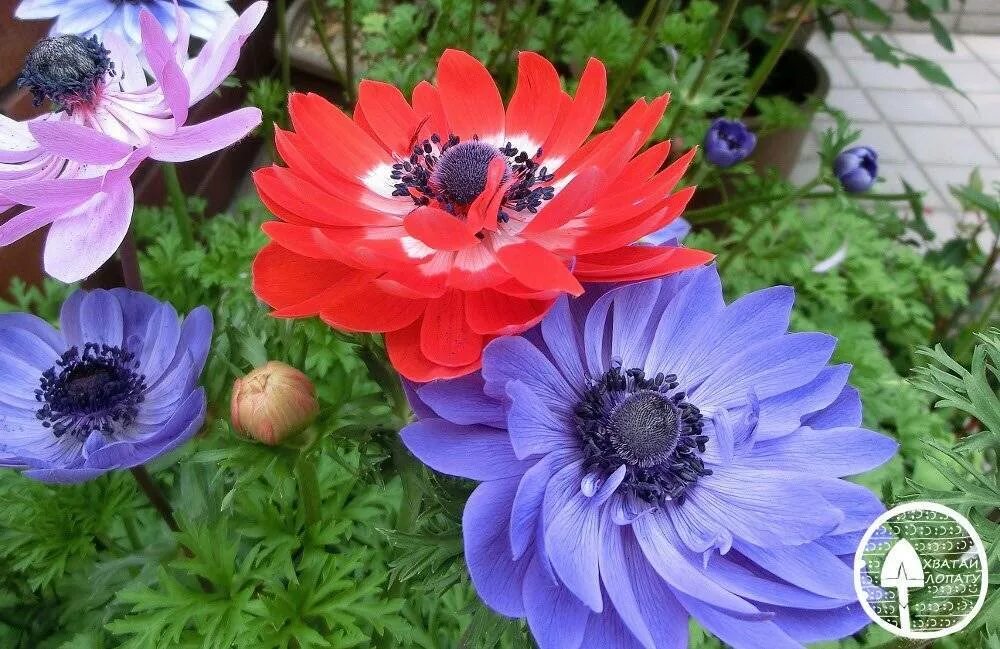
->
(834, 146, 878, 193)
(703, 118, 757, 168)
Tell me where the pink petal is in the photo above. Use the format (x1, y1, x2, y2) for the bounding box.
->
(186, 1, 267, 103)
(28, 120, 133, 164)
(43, 182, 134, 283)
(139, 9, 190, 125)
(101, 31, 146, 93)
(0, 115, 41, 163)
(0, 205, 62, 246)
(147, 107, 261, 162)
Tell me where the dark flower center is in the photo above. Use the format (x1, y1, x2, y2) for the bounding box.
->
(17, 34, 114, 112)
(575, 363, 709, 506)
(35, 344, 147, 441)
(390, 134, 555, 223)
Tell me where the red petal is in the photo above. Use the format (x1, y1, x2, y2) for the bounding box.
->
(616, 140, 671, 186)
(376, 260, 450, 298)
(319, 284, 426, 333)
(404, 206, 480, 250)
(412, 81, 450, 140)
(254, 166, 399, 227)
(506, 52, 563, 150)
(465, 289, 554, 335)
(466, 157, 508, 232)
(578, 187, 696, 253)
(436, 49, 504, 141)
(447, 245, 511, 290)
(357, 80, 422, 155)
(287, 93, 390, 181)
(520, 166, 603, 235)
(574, 245, 714, 282)
(495, 241, 583, 296)
(386, 320, 482, 381)
(419, 290, 484, 367)
(541, 58, 606, 165)
(252, 243, 360, 314)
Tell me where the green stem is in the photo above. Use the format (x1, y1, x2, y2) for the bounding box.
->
(738, 0, 815, 116)
(343, 0, 357, 101)
(122, 513, 142, 551)
(662, 0, 741, 138)
(309, 0, 346, 86)
(466, 0, 482, 50)
(276, 0, 292, 94)
(296, 454, 322, 532)
(161, 163, 194, 248)
(717, 178, 821, 272)
(686, 189, 922, 224)
(118, 227, 144, 291)
(130, 466, 180, 533)
(603, 0, 672, 118)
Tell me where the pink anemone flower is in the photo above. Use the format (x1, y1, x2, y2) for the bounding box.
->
(0, 1, 266, 282)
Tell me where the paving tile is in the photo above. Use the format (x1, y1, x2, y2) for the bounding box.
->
(848, 60, 934, 90)
(826, 88, 881, 121)
(895, 124, 997, 165)
(978, 127, 1000, 154)
(939, 61, 1000, 93)
(821, 57, 857, 89)
(944, 92, 1000, 126)
(869, 89, 963, 124)
(807, 32, 834, 58)
(828, 32, 881, 59)
(892, 33, 976, 61)
(891, 12, 960, 32)
(851, 121, 911, 162)
(958, 14, 1000, 35)
(872, 158, 939, 198)
(965, 0, 1000, 13)
(922, 164, 1000, 209)
(960, 35, 1000, 63)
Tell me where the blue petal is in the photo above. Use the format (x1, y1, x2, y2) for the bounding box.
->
(523, 557, 590, 649)
(691, 332, 836, 411)
(22, 466, 109, 484)
(673, 591, 802, 649)
(0, 326, 60, 370)
(803, 385, 863, 428)
(609, 280, 663, 370)
(511, 451, 573, 560)
(581, 608, 647, 648)
(539, 295, 587, 387)
(506, 380, 575, 459)
(464, 477, 532, 617)
(401, 418, 529, 480)
(772, 603, 870, 643)
(416, 373, 506, 426)
(735, 541, 856, 600)
(0, 313, 65, 354)
(755, 364, 852, 439)
(743, 426, 897, 476)
(137, 302, 182, 381)
(78, 290, 124, 347)
(482, 336, 578, 414)
(598, 521, 656, 649)
(643, 266, 724, 377)
(702, 553, 850, 609)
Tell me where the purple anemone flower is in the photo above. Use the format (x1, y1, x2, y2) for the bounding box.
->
(0, 2, 265, 282)
(402, 265, 897, 649)
(15, 0, 237, 52)
(834, 146, 878, 193)
(641, 217, 690, 246)
(0, 289, 212, 483)
(704, 118, 756, 168)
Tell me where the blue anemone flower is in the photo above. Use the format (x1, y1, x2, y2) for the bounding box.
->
(641, 217, 691, 246)
(402, 265, 897, 649)
(15, 0, 237, 50)
(0, 289, 212, 483)
(834, 146, 878, 193)
(704, 118, 757, 168)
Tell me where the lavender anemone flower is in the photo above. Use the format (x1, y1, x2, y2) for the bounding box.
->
(402, 265, 898, 649)
(0, 2, 265, 282)
(834, 146, 878, 194)
(0, 288, 212, 483)
(15, 0, 237, 52)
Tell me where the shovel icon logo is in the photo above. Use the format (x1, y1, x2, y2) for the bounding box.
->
(880, 539, 925, 634)
(854, 502, 989, 640)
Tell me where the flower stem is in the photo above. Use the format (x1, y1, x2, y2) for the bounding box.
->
(295, 453, 322, 532)
(603, 0, 673, 119)
(738, 0, 815, 116)
(717, 178, 821, 272)
(276, 0, 292, 94)
(685, 188, 923, 224)
(130, 465, 180, 533)
(342, 0, 357, 102)
(308, 0, 346, 87)
(161, 163, 194, 249)
(118, 227, 144, 291)
(662, 0, 741, 139)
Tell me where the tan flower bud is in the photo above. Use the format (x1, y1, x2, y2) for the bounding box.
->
(231, 361, 318, 445)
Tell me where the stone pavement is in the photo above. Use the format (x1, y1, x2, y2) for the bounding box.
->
(794, 30, 1000, 241)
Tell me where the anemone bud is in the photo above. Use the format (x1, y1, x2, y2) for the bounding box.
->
(231, 361, 318, 445)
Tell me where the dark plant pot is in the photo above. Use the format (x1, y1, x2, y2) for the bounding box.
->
(0, 0, 277, 298)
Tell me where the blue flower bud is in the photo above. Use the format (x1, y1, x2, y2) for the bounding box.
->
(834, 146, 878, 193)
(703, 118, 757, 168)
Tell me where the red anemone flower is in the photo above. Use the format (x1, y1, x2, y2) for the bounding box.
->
(252, 49, 713, 381)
